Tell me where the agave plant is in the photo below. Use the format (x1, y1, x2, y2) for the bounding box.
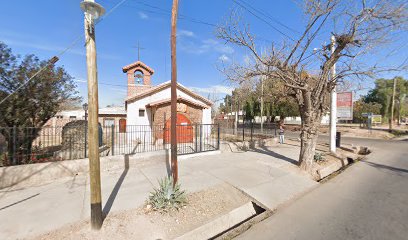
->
(314, 152, 326, 162)
(148, 176, 187, 212)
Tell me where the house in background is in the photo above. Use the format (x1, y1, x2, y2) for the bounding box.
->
(46, 106, 126, 130)
(98, 106, 127, 131)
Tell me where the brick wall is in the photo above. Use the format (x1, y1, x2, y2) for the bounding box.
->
(126, 67, 152, 98)
(153, 102, 203, 126)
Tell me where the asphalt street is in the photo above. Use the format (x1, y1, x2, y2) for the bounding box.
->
(236, 134, 408, 240)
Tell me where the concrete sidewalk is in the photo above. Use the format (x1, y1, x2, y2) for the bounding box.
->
(0, 143, 316, 240)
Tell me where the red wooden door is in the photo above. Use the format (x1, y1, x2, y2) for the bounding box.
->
(164, 113, 193, 143)
(119, 119, 126, 133)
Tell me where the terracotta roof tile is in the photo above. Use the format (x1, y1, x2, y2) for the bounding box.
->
(126, 81, 213, 106)
(146, 96, 209, 109)
(122, 60, 154, 74)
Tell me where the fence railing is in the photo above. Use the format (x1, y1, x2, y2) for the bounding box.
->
(219, 122, 279, 142)
(0, 123, 220, 166)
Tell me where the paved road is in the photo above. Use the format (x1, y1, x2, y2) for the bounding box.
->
(236, 136, 408, 240)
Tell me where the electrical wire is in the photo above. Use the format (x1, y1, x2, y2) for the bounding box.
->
(232, 0, 295, 42)
(110, 0, 217, 27)
(234, 0, 300, 35)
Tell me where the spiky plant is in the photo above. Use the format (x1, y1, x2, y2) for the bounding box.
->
(147, 176, 187, 212)
(314, 152, 326, 162)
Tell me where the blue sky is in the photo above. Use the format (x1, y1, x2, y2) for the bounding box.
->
(1, 0, 407, 107)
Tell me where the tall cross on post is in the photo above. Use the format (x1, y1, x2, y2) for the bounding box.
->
(133, 41, 145, 61)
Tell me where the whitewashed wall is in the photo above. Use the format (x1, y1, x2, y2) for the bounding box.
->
(126, 84, 212, 144)
(284, 115, 331, 125)
(202, 108, 212, 124)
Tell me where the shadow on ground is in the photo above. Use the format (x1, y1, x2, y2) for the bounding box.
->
(102, 155, 130, 220)
(250, 145, 299, 165)
(363, 160, 408, 174)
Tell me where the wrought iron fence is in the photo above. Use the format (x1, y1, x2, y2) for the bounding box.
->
(219, 122, 279, 142)
(0, 123, 220, 166)
(175, 124, 220, 155)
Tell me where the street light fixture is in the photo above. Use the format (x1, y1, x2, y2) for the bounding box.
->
(82, 103, 88, 120)
(80, 0, 105, 21)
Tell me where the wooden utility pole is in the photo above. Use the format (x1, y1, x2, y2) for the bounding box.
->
(170, 0, 179, 183)
(81, 0, 104, 229)
(389, 77, 397, 131)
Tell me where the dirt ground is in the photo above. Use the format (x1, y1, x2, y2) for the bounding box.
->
(285, 125, 396, 139)
(31, 183, 251, 240)
(324, 126, 395, 139)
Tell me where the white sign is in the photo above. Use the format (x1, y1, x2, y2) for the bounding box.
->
(337, 92, 353, 120)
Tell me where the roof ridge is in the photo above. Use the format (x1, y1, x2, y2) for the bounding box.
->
(126, 82, 213, 106)
(122, 60, 154, 74)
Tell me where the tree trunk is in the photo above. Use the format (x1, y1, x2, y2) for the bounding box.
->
(298, 105, 322, 172)
(298, 125, 319, 172)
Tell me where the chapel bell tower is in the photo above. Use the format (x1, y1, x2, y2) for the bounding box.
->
(122, 60, 155, 98)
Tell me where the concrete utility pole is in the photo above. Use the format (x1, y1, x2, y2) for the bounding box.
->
(170, 0, 179, 183)
(80, 0, 105, 230)
(329, 35, 337, 154)
(389, 77, 397, 131)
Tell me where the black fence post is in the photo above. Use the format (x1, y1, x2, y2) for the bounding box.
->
(251, 121, 253, 142)
(274, 122, 277, 137)
(111, 125, 115, 156)
(12, 126, 16, 165)
(163, 125, 166, 146)
(143, 127, 146, 152)
(69, 135, 72, 160)
(232, 120, 235, 135)
(242, 123, 245, 142)
(217, 124, 220, 150)
(195, 124, 198, 152)
(200, 124, 203, 152)
(84, 124, 87, 158)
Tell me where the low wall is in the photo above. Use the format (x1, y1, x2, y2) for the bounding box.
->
(0, 150, 168, 189)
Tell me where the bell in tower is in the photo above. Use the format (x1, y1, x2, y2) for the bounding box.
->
(122, 60, 155, 98)
(134, 70, 144, 85)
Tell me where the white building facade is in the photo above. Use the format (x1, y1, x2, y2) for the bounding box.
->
(123, 60, 212, 144)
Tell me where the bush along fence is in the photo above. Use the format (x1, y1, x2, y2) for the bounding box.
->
(219, 122, 279, 142)
(0, 122, 220, 166)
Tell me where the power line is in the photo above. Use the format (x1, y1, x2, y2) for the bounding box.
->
(232, 0, 295, 42)
(110, 0, 217, 27)
(0, 0, 129, 106)
(132, 0, 217, 26)
(234, 0, 334, 52)
(233, 0, 330, 66)
(235, 0, 300, 35)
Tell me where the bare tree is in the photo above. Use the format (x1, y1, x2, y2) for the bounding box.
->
(217, 0, 407, 172)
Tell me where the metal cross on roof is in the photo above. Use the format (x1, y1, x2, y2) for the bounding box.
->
(132, 41, 145, 61)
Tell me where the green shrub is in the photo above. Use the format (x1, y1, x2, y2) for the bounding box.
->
(314, 152, 326, 162)
(147, 176, 187, 212)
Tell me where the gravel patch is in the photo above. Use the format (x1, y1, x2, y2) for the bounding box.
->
(31, 183, 251, 240)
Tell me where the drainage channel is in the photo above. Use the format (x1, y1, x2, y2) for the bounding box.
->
(210, 201, 271, 240)
(175, 201, 271, 240)
(318, 155, 366, 183)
